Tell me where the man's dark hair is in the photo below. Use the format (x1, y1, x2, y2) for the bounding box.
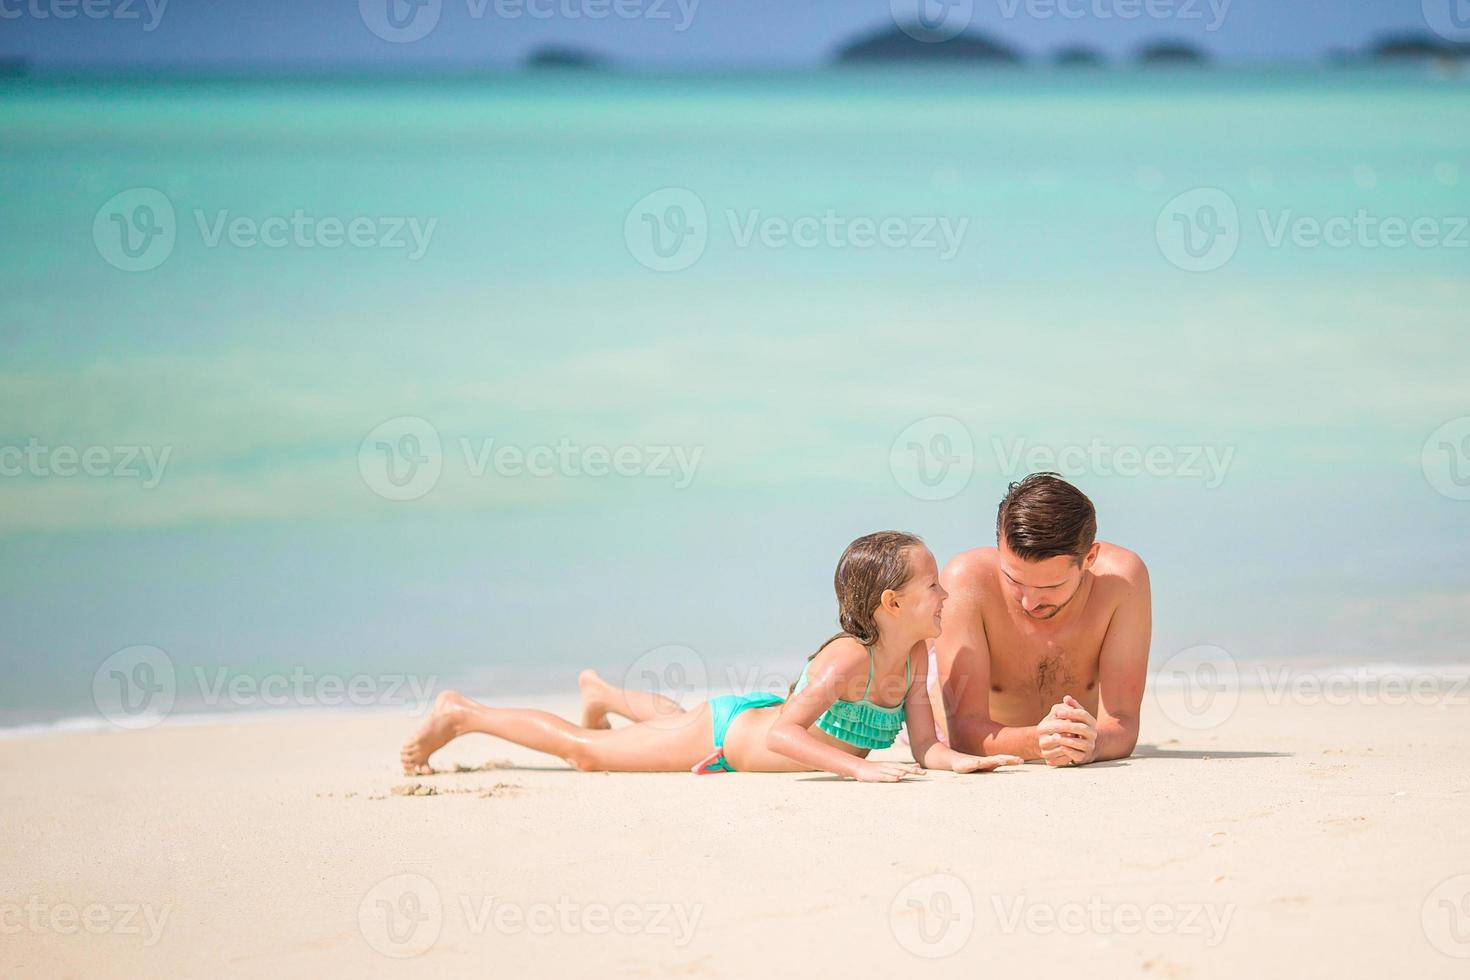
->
(996, 472, 1097, 564)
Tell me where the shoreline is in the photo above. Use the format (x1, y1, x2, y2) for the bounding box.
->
(5, 658, 1468, 741)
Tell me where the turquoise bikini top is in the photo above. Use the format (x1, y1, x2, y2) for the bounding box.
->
(793, 644, 910, 750)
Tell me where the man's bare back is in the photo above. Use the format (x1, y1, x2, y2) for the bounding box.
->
(932, 540, 1151, 765)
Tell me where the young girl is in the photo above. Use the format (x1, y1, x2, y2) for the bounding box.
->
(399, 531, 1022, 781)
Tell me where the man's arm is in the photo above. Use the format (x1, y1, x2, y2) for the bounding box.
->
(935, 553, 1045, 760)
(1091, 553, 1151, 762)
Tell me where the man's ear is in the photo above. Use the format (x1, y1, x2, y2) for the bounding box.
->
(1081, 541, 1101, 571)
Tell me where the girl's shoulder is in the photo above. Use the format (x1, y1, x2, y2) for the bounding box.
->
(807, 636, 871, 680)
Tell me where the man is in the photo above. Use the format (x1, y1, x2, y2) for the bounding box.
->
(931, 472, 1150, 766)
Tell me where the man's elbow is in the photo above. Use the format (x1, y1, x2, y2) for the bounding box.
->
(1097, 719, 1139, 761)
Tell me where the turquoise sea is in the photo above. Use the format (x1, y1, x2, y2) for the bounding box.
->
(1, 69, 1467, 729)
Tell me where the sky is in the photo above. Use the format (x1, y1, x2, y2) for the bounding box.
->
(0, 0, 1455, 69)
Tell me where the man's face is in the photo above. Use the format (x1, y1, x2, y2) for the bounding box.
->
(997, 539, 1090, 620)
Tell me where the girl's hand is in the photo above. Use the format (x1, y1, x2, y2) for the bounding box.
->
(950, 753, 1024, 774)
(853, 760, 924, 782)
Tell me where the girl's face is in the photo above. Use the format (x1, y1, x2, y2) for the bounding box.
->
(891, 548, 947, 640)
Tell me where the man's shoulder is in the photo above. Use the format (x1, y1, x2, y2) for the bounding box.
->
(940, 547, 1000, 585)
(1093, 541, 1149, 582)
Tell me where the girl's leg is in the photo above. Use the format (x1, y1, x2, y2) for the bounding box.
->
(577, 669, 687, 729)
(401, 690, 712, 774)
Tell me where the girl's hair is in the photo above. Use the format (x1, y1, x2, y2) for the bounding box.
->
(791, 530, 924, 692)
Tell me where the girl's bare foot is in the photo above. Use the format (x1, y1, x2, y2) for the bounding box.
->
(400, 690, 472, 774)
(578, 669, 612, 730)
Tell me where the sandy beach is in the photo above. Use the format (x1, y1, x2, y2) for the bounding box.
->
(3, 686, 1468, 979)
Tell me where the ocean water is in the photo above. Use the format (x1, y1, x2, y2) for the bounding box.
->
(1, 69, 1467, 731)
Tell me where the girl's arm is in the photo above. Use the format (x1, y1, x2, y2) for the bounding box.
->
(905, 644, 1024, 774)
(767, 639, 922, 782)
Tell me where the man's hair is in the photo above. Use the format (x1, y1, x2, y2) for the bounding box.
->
(995, 472, 1097, 564)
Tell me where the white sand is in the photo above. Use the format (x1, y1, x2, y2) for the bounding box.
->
(3, 687, 1468, 978)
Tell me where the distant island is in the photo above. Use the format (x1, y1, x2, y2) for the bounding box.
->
(1367, 32, 1470, 62)
(1136, 41, 1210, 66)
(1054, 46, 1106, 67)
(0, 55, 30, 77)
(835, 25, 1023, 64)
(524, 47, 606, 71)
